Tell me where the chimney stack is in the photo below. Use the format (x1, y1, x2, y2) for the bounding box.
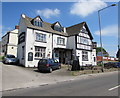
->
(63, 27, 66, 33)
(15, 25, 19, 29)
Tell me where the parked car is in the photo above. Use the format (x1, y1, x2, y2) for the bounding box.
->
(104, 62, 120, 68)
(3, 54, 19, 64)
(113, 62, 120, 68)
(104, 62, 115, 68)
(37, 58, 61, 73)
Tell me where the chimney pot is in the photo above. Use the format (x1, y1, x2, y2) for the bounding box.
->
(15, 25, 19, 29)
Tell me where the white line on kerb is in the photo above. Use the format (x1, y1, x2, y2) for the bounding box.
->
(108, 85, 120, 91)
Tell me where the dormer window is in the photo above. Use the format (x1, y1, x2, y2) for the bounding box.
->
(34, 20, 42, 27)
(33, 16, 43, 27)
(52, 22, 62, 32)
(81, 28, 86, 33)
(38, 21, 42, 27)
(54, 25, 62, 32)
(81, 27, 88, 34)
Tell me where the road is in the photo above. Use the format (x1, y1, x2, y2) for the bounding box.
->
(2, 71, 119, 96)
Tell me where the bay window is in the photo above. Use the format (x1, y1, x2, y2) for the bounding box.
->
(35, 46, 46, 58)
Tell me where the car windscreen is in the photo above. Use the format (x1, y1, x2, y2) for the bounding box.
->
(39, 59, 47, 64)
(7, 55, 15, 58)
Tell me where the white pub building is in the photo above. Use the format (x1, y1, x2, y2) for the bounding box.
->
(18, 14, 97, 67)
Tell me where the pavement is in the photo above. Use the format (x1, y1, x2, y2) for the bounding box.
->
(0, 62, 119, 94)
(3, 70, 119, 96)
(0, 62, 2, 98)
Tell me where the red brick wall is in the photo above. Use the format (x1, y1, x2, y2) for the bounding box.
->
(97, 56, 117, 62)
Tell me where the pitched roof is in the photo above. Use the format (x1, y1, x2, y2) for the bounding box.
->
(22, 15, 93, 39)
(66, 22, 93, 40)
(23, 15, 68, 36)
(66, 22, 85, 36)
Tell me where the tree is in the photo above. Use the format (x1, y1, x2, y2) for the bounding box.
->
(96, 47, 109, 57)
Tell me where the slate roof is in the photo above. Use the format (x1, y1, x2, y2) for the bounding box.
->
(66, 22, 85, 36)
(23, 16, 68, 36)
(22, 15, 93, 39)
(66, 22, 93, 40)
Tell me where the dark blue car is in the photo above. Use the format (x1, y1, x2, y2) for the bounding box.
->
(37, 58, 61, 72)
(114, 62, 120, 68)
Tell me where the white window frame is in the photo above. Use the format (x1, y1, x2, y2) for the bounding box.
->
(35, 46, 46, 58)
(82, 51, 88, 61)
(57, 37, 65, 45)
(34, 20, 42, 27)
(36, 33, 46, 42)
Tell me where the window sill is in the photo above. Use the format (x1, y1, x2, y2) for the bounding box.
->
(57, 44, 65, 46)
(77, 43, 91, 46)
(34, 58, 42, 60)
(35, 40, 47, 43)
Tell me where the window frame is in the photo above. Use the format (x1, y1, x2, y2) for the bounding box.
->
(34, 20, 42, 27)
(35, 46, 46, 58)
(57, 37, 65, 45)
(82, 51, 88, 61)
(54, 25, 62, 32)
(35, 33, 46, 43)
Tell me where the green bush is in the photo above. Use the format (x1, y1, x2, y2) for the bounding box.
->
(97, 63, 102, 66)
(0, 56, 4, 61)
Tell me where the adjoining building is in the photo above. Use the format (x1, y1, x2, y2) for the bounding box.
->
(117, 50, 120, 61)
(2, 26, 19, 57)
(18, 14, 97, 67)
(0, 41, 4, 56)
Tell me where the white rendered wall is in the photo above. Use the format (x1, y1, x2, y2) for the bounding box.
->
(7, 46, 17, 57)
(53, 34, 67, 49)
(25, 28, 52, 67)
(18, 16, 27, 66)
(76, 50, 93, 66)
(92, 49, 97, 66)
(67, 36, 75, 49)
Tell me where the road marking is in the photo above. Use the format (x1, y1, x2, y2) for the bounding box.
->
(108, 85, 120, 91)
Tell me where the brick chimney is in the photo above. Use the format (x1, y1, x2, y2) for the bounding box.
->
(15, 25, 19, 29)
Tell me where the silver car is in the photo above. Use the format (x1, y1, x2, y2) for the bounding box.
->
(3, 54, 19, 64)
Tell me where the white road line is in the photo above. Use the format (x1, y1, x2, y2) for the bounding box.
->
(108, 85, 120, 91)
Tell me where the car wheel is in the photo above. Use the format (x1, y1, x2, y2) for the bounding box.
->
(58, 65, 61, 69)
(5, 60, 8, 64)
(38, 67, 41, 72)
(49, 68, 52, 73)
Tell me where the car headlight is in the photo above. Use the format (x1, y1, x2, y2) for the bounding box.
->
(8, 59, 12, 62)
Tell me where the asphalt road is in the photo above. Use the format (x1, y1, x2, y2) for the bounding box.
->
(2, 71, 119, 96)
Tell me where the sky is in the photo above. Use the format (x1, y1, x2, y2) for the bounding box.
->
(1, 0, 119, 57)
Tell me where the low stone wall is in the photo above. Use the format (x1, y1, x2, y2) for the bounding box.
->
(61, 64, 119, 76)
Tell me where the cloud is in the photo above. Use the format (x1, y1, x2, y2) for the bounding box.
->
(94, 24, 118, 37)
(36, 8, 60, 19)
(0, 25, 12, 41)
(70, 0, 107, 17)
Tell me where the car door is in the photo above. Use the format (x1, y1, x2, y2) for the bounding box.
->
(49, 59, 54, 69)
(53, 59, 59, 69)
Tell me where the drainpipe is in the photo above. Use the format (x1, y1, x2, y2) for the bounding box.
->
(52, 33, 54, 59)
